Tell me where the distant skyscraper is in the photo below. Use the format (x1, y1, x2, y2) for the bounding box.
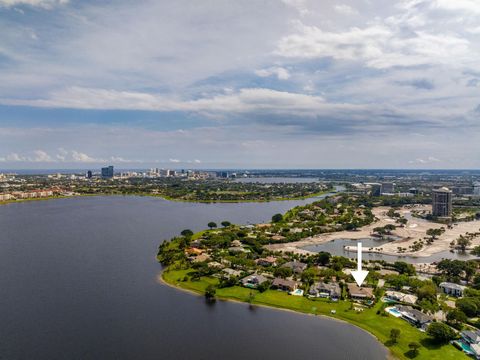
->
(474, 183, 480, 196)
(365, 183, 382, 196)
(86, 170, 92, 179)
(101, 166, 114, 179)
(432, 187, 452, 218)
(381, 182, 395, 194)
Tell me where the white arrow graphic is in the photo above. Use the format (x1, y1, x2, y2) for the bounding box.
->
(351, 242, 369, 287)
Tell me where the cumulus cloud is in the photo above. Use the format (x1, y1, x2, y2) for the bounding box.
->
(32, 149, 53, 162)
(71, 151, 101, 163)
(333, 4, 357, 15)
(1, 0, 479, 168)
(0, 149, 136, 164)
(255, 66, 291, 80)
(409, 156, 441, 164)
(169, 158, 180, 163)
(0, 0, 68, 8)
(275, 21, 471, 69)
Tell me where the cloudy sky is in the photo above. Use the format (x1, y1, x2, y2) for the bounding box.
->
(0, 0, 479, 169)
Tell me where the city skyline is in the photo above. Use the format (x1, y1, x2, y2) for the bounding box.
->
(1, 0, 480, 169)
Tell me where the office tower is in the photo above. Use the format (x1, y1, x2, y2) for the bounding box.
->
(101, 166, 114, 179)
(432, 187, 452, 217)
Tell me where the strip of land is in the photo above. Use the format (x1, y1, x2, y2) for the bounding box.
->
(266, 205, 480, 258)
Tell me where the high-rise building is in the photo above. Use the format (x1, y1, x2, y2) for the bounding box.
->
(86, 170, 92, 179)
(381, 182, 395, 194)
(474, 183, 480, 196)
(432, 187, 452, 218)
(101, 166, 114, 179)
(365, 183, 382, 196)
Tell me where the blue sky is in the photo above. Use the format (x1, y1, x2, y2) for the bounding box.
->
(0, 0, 479, 169)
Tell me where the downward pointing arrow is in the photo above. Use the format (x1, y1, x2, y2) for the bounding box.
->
(351, 242, 369, 286)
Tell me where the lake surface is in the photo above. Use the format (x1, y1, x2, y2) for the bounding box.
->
(0, 195, 386, 360)
(234, 176, 320, 183)
(303, 237, 478, 264)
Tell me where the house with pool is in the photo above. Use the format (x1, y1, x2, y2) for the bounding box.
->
(453, 329, 480, 358)
(271, 278, 299, 292)
(309, 282, 341, 300)
(347, 283, 374, 301)
(390, 305, 434, 330)
(240, 274, 269, 289)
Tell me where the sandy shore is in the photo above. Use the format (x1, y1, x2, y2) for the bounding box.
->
(266, 205, 480, 259)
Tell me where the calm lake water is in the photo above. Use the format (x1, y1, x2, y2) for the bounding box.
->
(0, 195, 386, 360)
(303, 237, 477, 263)
(235, 177, 320, 183)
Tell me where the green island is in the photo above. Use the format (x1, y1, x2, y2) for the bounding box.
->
(0, 175, 333, 203)
(157, 193, 480, 360)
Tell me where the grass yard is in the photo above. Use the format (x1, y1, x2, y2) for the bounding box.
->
(161, 268, 468, 360)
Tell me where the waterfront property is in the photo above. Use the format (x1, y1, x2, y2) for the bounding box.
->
(393, 305, 433, 330)
(456, 329, 480, 358)
(347, 283, 374, 300)
(240, 274, 269, 289)
(309, 282, 341, 300)
(439, 282, 467, 297)
(271, 278, 299, 292)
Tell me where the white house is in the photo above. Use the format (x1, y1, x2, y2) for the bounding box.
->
(439, 282, 467, 297)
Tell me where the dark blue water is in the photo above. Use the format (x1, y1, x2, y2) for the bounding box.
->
(0, 196, 386, 360)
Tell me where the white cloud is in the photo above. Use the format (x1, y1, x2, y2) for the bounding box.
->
(71, 150, 102, 163)
(334, 4, 357, 15)
(409, 156, 441, 164)
(169, 158, 180, 163)
(0, 0, 68, 8)
(276, 21, 472, 69)
(281, 0, 310, 16)
(6, 153, 26, 161)
(433, 0, 480, 14)
(255, 66, 291, 80)
(32, 149, 53, 162)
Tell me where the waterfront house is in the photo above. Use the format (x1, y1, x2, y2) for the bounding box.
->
(384, 290, 418, 304)
(462, 330, 480, 345)
(240, 274, 269, 289)
(282, 260, 307, 274)
(439, 282, 467, 297)
(309, 282, 341, 300)
(394, 305, 433, 329)
(347, 283, 374, 300)
(271, 278, 298, 292)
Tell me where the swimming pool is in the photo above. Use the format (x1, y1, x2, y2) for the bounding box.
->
(385, 307, 402, 317)
(290, 289, 304, 296)
(453, 340, 474, 355)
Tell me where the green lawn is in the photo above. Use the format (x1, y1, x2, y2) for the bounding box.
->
(162, 268, 468, 360)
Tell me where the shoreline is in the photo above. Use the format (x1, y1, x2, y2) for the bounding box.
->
(266, 205, 480, 261)
(157, 268, 395, 360)
(0, 190, 332, 206)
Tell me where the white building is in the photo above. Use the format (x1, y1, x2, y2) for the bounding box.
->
(439, 282, 467, 297)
